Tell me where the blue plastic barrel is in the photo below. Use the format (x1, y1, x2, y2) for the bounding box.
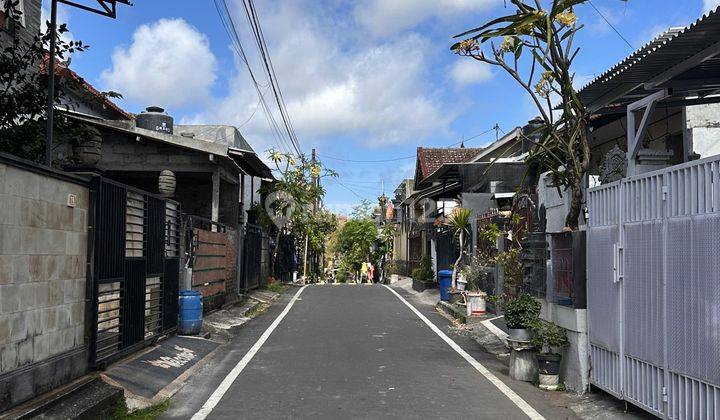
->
(438, 270, 453, 302)
(178, 290, 203, 335)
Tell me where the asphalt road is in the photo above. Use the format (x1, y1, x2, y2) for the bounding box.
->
(164, 285, 577, 419)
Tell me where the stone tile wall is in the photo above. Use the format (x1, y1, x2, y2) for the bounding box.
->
(0, 162, 89, 375)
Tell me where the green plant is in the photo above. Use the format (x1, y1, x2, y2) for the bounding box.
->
(453, 0, 595, 230)
(460, 253, 491, 293)
(112, 400, 169, 420)
(500, 294, 541, 329)
(0, 1, 92, 164)
(495, 247, 523, 294)
(445, 207, 472, 288)
(411, 256, 434, 283)
(531, 320, 569, 354)
(265, 282, 283, 293)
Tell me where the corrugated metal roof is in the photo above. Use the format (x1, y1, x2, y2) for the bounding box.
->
(579, 7, 720, 109)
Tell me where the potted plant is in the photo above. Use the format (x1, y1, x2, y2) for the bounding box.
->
(445, 208, 472, 289)
(531, 320, 569, 391)
(411, 256, 435, 292)
(461, 264, 488, 317)
(500, 294, 541, 342)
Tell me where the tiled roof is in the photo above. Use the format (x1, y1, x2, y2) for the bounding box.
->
(41, 55, 134, 121)
(416, 147, 483, 182)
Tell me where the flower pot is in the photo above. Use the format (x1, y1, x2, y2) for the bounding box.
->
(466, 292, 487, 317)
(537, 353, 562, 375)
(73, 128, 102, 167)
(456, 277, 467, 291)
(449, 290, 463, 305)
(412, 278, 435, 292)
(537, 353, 562, 390)
(508, 328, 532, 342)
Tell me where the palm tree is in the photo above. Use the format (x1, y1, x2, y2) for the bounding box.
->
(446, 207, 472, 289)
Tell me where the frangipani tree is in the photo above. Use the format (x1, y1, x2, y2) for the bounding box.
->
(445, 207, 472, 288)
(264, 150, 337, 280)
(452, 0, 606, 230)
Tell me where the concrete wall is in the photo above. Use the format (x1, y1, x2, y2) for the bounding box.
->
(685, 103, 720, 159)
(460, 192, 494, 250)
(0, 157, 89, 411)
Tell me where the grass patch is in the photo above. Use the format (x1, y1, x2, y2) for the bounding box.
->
(245, 302, 269, 318)
(112, 400, 169, 420)
(265, 282, 284, 293)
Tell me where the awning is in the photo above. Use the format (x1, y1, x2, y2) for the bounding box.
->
(579, 8, 720, 112)
(406, 182, 461, 202)
(492, 192, 516, 200)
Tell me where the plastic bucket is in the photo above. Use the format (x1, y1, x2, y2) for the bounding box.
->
(179, 290, 203, 335)
(466, 292, 487, 317)
(438, 270, 453, 302)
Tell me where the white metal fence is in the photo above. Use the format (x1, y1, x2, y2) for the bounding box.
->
(587, 155, 720, 419)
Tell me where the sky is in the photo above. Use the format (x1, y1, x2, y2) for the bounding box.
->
(47, 0, 720, 214)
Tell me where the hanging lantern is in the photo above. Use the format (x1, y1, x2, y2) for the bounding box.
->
(159, 170, 176, 198)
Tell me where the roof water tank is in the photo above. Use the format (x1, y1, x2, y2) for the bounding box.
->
(136, 106, 173, 135)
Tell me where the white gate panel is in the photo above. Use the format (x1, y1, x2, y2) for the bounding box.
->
(588, 154, 720, 419)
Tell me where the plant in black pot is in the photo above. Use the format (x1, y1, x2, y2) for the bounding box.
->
(500, 294, 541, 342)
(531, 320, 569, 391)
(411, 256, 435, 292)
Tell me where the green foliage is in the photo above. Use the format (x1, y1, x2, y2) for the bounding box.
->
(453, 0, 594, 229)
(495, 247, 523, 293)
(331, 215, 377, 273)
(531, 320, 569, 354)
(112, 400, 169, 420)
(498, 294, 541, 329)
(265, 282, 283, 293)
(411, 256, 435, 283)
(0, 1, 91, 163)
(460, 253, 491, 292)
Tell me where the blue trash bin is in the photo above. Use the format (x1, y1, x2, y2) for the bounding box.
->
(438, 270, 453, 302)
(178, 290, 203, 335)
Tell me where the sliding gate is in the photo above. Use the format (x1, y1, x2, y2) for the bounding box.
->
(91, 177, 181, 366)
(587, 155, 720, 419)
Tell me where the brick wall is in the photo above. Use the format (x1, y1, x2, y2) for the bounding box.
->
(0, 160, 88, 378)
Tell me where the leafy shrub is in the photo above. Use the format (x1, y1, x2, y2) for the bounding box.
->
(411, 256, 434, 283)
(531, 320, 569, 354)
(501, 294, 540, 329)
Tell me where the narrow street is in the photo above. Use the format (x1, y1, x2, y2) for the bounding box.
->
(163, 285, 575, 420)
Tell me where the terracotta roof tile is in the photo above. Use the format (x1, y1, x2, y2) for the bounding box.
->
(416, 147, 483, 181)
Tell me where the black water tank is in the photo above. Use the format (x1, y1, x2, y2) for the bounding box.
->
(136, 106, 173, 135)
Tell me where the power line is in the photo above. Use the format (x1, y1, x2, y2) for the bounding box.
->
(320, 154, 416, 163)
(213, 0, 294, 155)
(447, 126, 498, 147)
(330, 178, 369, 201)
(240, 0, 302, 154)
(587, 0, 634, 51)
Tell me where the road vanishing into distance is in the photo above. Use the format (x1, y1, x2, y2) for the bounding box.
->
(163, 285, 577, 419)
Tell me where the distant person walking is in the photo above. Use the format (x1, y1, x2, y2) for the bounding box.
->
(367, 262, 375, 284)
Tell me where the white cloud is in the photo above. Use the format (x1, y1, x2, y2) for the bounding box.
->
(450, 60, 493, 86)
(704, 0, 720, 14)
(354, 0, 502, 37)
(41, 6, 73, 43)
(100, 19, 217, 108)
(187, 1, 455, 151)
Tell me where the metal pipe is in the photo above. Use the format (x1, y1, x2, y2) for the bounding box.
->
(45, 0, 58, 166)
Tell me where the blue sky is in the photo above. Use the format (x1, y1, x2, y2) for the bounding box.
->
(48, 0, 719, 213)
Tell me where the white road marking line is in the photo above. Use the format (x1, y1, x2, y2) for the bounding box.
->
(190, 285, 308, 420)
(382, 285, 546, 420)
(482, 316, 509, 343)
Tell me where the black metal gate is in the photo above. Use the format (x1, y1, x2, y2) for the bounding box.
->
(435, 229, 459, 276)
(242, 223, 262, 291)
(90, 177, 180, 366)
